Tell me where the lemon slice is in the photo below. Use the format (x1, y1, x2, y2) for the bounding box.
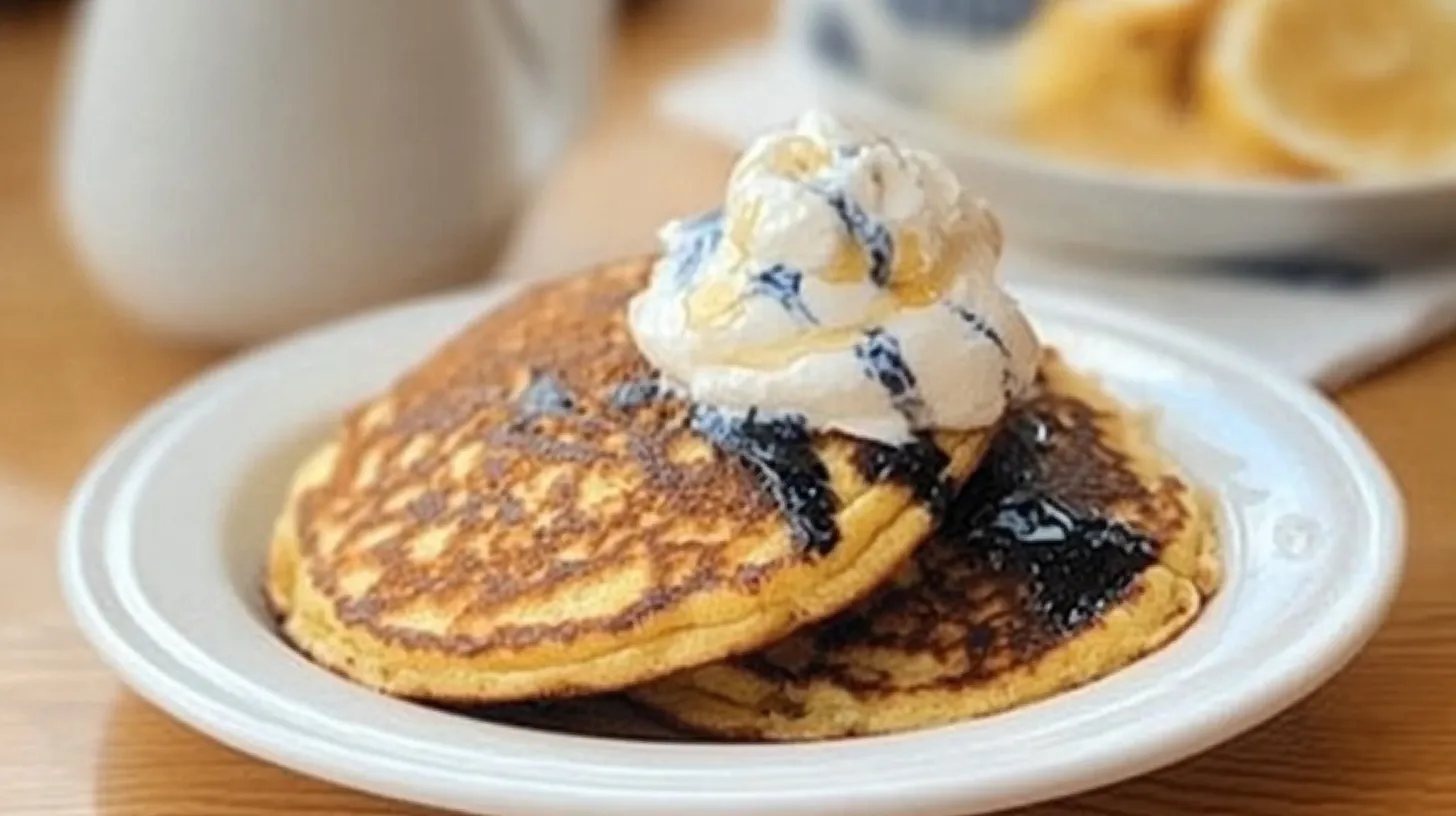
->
(1010, 0, 1239, 174)
(1014, 0, 1217, 124)
(1201, 0, 1456, 180)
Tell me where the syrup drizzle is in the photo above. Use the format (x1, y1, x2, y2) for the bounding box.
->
(610, 382, 955, 557)
(663, 208, 725, 289)
(689, 406, 841, 555)
(820, 189, 894, 286)
(854, 328, 929, 428)
(950, 304, 1017, 403)
(608, 378, 660, 411)
(948, 411, 1158, 635)
(516, 370, 575, 417)
(749, 265, 818, 324)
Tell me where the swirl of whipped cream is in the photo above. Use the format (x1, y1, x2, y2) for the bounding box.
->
(627, 110, 1039, 444)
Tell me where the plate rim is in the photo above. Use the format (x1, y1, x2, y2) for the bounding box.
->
(59, 281, 1406, 816)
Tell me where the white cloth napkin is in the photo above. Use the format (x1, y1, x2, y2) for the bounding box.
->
(654, 44, 1456, 389)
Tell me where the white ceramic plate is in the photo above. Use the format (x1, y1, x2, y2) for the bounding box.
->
(61, 283, 1404, 816)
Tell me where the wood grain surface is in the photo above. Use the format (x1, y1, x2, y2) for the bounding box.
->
(3, 1, 1455, 813)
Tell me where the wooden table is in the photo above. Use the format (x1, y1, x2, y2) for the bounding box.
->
(4, 2, 1455, 813)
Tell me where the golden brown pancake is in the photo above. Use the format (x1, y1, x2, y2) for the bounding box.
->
(266, 259, 1000, 703)
(631, 352, 1221, 739)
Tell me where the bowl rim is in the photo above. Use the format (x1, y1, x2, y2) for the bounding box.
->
(812, 61, 1456, 202)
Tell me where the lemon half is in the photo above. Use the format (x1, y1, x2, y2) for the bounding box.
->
(1201, 0, 1456, 180)
(1012, 0, 1289, 177)
(1015, 0, 1217, 121)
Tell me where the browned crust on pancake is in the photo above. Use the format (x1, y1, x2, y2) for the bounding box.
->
(632, 353, 1222, 739)
(268, 259, 995, 702)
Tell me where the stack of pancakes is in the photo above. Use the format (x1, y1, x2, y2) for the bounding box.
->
(266, 259, 1220, 740)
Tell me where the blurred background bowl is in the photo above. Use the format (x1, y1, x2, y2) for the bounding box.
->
(778, 0, 1456, 263)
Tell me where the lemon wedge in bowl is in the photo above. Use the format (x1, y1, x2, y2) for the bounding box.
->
(1016, 0, 1215, 118)
(1011, 0, 1241, 175)
(1201, 0, 1456, 180)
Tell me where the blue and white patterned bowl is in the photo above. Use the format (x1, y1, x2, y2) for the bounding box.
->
(870, 0, 1043, 40)
(776, 0, 1456, 262)
(785, 0, 1040, 108)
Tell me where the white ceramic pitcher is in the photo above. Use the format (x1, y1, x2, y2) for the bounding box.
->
(57, 0, 610, 345)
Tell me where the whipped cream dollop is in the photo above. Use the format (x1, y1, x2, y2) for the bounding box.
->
(627, 111, 1039, 444)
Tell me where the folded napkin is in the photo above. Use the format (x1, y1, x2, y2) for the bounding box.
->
(654, 44, 1456, 389)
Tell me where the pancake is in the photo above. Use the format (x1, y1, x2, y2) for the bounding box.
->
(266, 259, 1001, 703)
(631, 352, 1222, 739)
